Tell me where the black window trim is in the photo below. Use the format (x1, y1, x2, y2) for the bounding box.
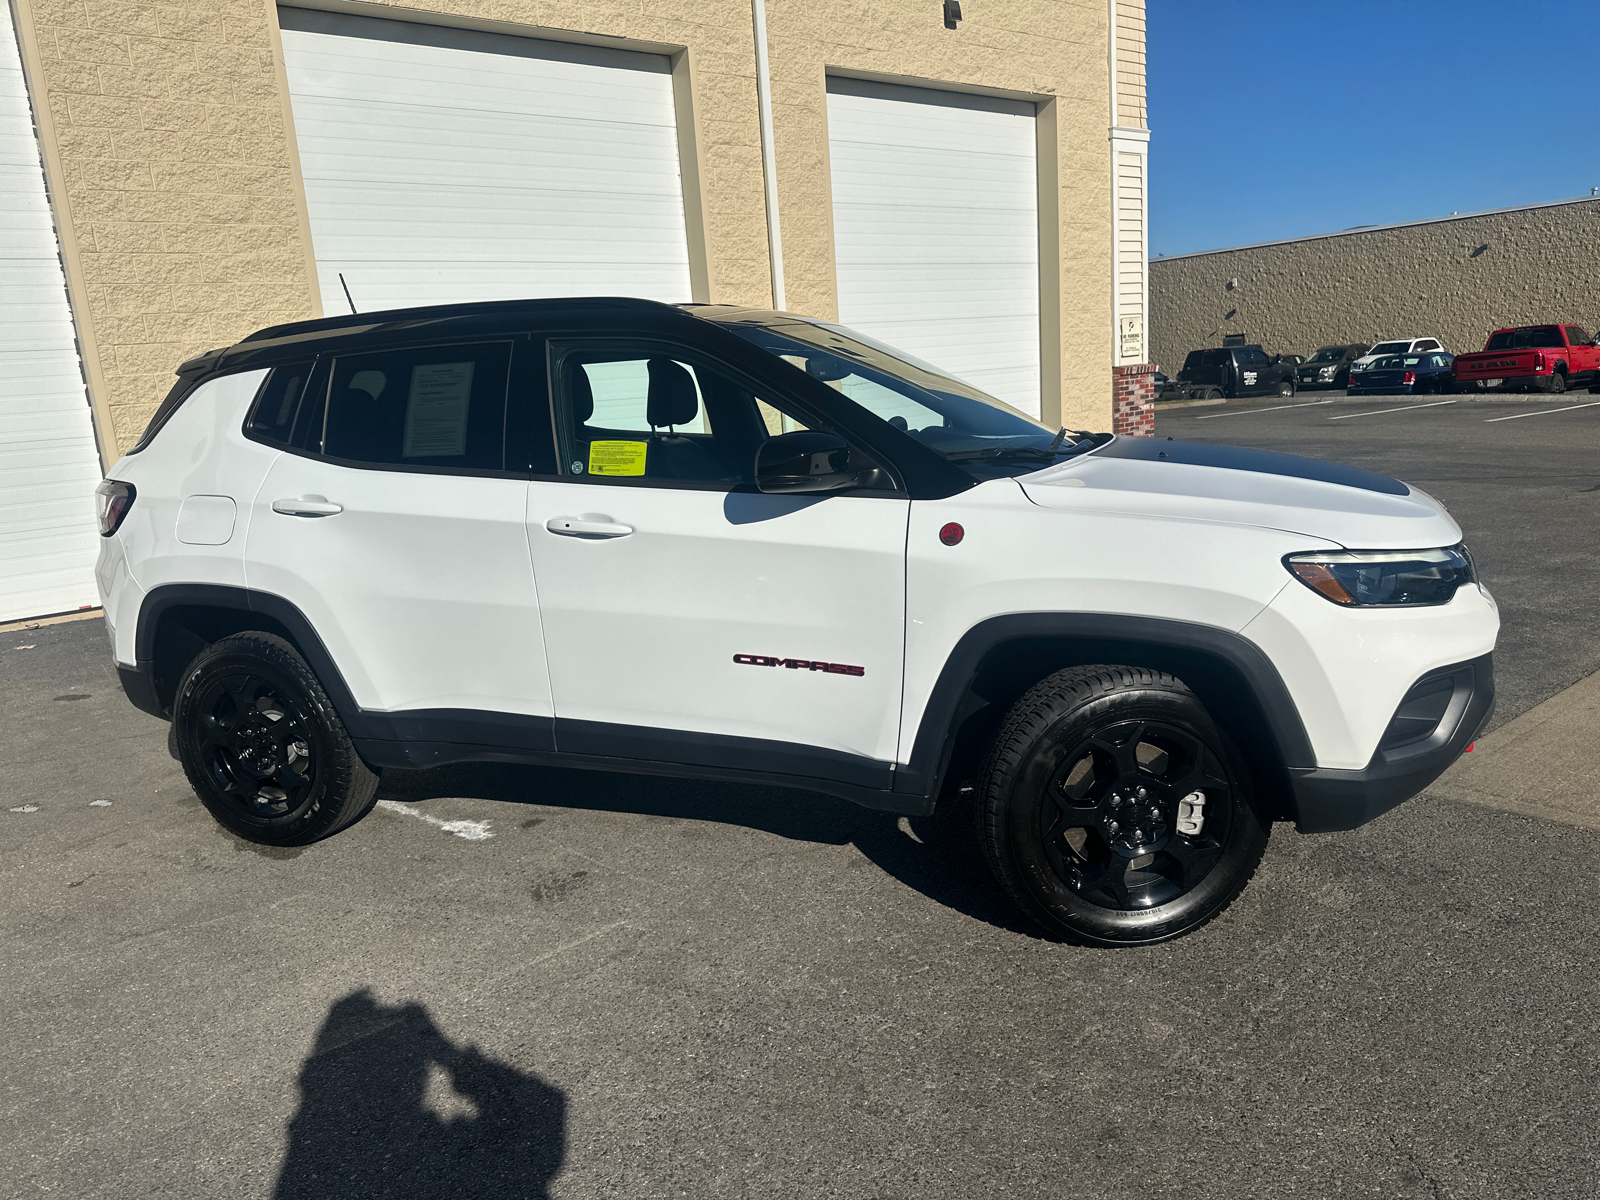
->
(540, 333, 908, 497)
(242, 335, 531, 481)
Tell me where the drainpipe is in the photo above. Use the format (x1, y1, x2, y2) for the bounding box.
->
(750, 0, 786, 310)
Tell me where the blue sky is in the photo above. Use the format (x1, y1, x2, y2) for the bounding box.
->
(1148, 0, 1600, 257)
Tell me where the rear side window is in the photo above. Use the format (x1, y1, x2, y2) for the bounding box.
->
(1565, 327, 1590, 346)
(319, 342, 512, 472)
(245, 363, 317, 448)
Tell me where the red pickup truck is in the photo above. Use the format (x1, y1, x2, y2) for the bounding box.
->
(1451, 324, 1600, 393)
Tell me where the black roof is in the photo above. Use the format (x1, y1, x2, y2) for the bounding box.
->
(179, 296, 720, 376)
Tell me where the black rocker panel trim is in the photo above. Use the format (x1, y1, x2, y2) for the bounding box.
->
(556, 718, 892, 790)
(896, 612, 1318, 799)
(353, 736, 925, 816)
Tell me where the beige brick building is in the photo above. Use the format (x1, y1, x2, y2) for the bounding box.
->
(2, 0, 1150, 620)
(1148, 195, 1600, 372)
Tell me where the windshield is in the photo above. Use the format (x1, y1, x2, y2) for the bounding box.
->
(1370, 341, 1410, 355)
(1310, 347, 1347, 363)
(715, 313, 1105, 478)
(1485, 326, 1564, 350)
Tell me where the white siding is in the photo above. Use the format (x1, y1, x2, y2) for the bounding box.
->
(826, 78, 1041, 416)
(0, 2, 101, 622)
(1115, 146, 1147, 362)
(278, 8, 693, 314)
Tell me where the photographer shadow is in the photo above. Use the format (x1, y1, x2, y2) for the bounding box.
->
(274, 990, 564, 1200)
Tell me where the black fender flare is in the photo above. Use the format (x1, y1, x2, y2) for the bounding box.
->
(132, 583, 369, 734)
(890, 613, 1316, 800)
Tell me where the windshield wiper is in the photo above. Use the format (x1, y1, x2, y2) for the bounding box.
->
(947, 433, 1100, 463)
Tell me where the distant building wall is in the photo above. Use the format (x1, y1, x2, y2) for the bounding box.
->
(1148, 196, 1600, 369)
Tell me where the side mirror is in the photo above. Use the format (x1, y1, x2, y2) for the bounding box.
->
(755, 430, 884, 494)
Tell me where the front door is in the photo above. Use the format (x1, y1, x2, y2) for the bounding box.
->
(525, 337, 909, 784)
(244, 338, 553, 731)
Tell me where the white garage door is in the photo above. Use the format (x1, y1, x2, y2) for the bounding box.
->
(1, 3, 102, 622)
(826, 78, 1041, 416)
(278, 8, 693, 314)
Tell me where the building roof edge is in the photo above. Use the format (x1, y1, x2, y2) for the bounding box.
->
(1151, 194, 1600, 264)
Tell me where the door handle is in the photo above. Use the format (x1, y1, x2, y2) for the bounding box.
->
(546, 515, 633, 539)
(272, 495, 343, 517)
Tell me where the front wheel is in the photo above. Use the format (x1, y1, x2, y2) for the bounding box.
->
(1277, 379, 1296, 398)
(977, 666, 1269, 946)
(172, 632, 378, 846)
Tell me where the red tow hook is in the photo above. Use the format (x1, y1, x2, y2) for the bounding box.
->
(1464, 742, 1475, 753)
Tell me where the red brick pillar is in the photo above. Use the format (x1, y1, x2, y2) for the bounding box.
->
(1112, 363, 1156, 437)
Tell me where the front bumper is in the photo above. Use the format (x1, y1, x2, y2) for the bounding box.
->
(1289, 653, 1494, 833)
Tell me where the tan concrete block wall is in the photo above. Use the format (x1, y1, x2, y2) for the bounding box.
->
(19, 0, 1116, 452)
(17, 0, 316, 453)
(1149, 199, 1600, 372)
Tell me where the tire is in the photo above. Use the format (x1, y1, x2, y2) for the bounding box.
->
(1204, 387, 1224, 401)
(1276, 378, 1295, 398)
(1548, 371, 1566, 394)
(172, 631, 378, 846)
(977, 665, 1269, 947)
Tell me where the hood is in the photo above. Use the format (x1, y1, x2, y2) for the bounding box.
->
(1018, 436, 1462, 549)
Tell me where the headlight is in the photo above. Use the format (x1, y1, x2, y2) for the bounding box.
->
(1285, 544, 1474, 607)
(1319, 366, 1336, 377)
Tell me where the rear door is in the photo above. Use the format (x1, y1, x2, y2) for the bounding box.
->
(244, 337, 553, 734)
(1563, 327, 1597, 383)
(524, 333, 909, 782)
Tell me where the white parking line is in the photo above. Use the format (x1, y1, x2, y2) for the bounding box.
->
(376, 799, 493, 840)
(1327, 400, 1456, 420)
(1194, 400, 1334, 420)
(1484, 401, 1600, 423)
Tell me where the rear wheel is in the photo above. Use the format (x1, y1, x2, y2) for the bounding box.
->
(172, 632, 378, 846)
(977, 666, 1269, 946)
(1548, 370, 1566, 394)
(1276, 379, 1295, 398)
(1204, 387, 1224, 401)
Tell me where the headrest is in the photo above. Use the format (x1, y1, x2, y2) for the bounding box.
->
(568, 363, 594, 424)
(647, 358, 699, 429)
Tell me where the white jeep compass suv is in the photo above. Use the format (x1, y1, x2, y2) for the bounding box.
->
(95, 298, 1498, 946)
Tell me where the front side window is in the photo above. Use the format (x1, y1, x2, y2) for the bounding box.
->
(318, 342, 511, 471)
(549, 341, 821, 489)
(708, 313, 1107, 480)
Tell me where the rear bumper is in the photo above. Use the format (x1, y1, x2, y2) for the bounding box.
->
(1289, 653, 1494, 833)
(1456, 374, 1559, 392)
(1346, 383, 1415, 395)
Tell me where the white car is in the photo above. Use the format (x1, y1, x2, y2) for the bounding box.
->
(94, 299, 1498, 946)
(1350, 337, 1446, 377)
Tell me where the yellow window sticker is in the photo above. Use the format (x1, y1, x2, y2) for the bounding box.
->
(587, 440, 648, 477)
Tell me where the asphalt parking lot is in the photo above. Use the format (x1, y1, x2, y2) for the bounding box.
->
(5, 396, 1600, 1199)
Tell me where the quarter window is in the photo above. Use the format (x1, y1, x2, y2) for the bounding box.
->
(319, 342, 511, 471)
(246, 363, 316, 448)
(1566, 327, 1590, 346)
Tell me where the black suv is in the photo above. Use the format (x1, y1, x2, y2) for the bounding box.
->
(1172, 344, 1296, 401)
(1298, 344, 1370, 390)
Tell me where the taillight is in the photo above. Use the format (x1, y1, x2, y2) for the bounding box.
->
(95, 479, 135, 536)
(1402, 371, 1415, 385)
(1534, 352, 1545, 372)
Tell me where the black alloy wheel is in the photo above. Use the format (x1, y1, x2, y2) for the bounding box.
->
(172, 632, 377, 845)
(978, 665, 1268, 946)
